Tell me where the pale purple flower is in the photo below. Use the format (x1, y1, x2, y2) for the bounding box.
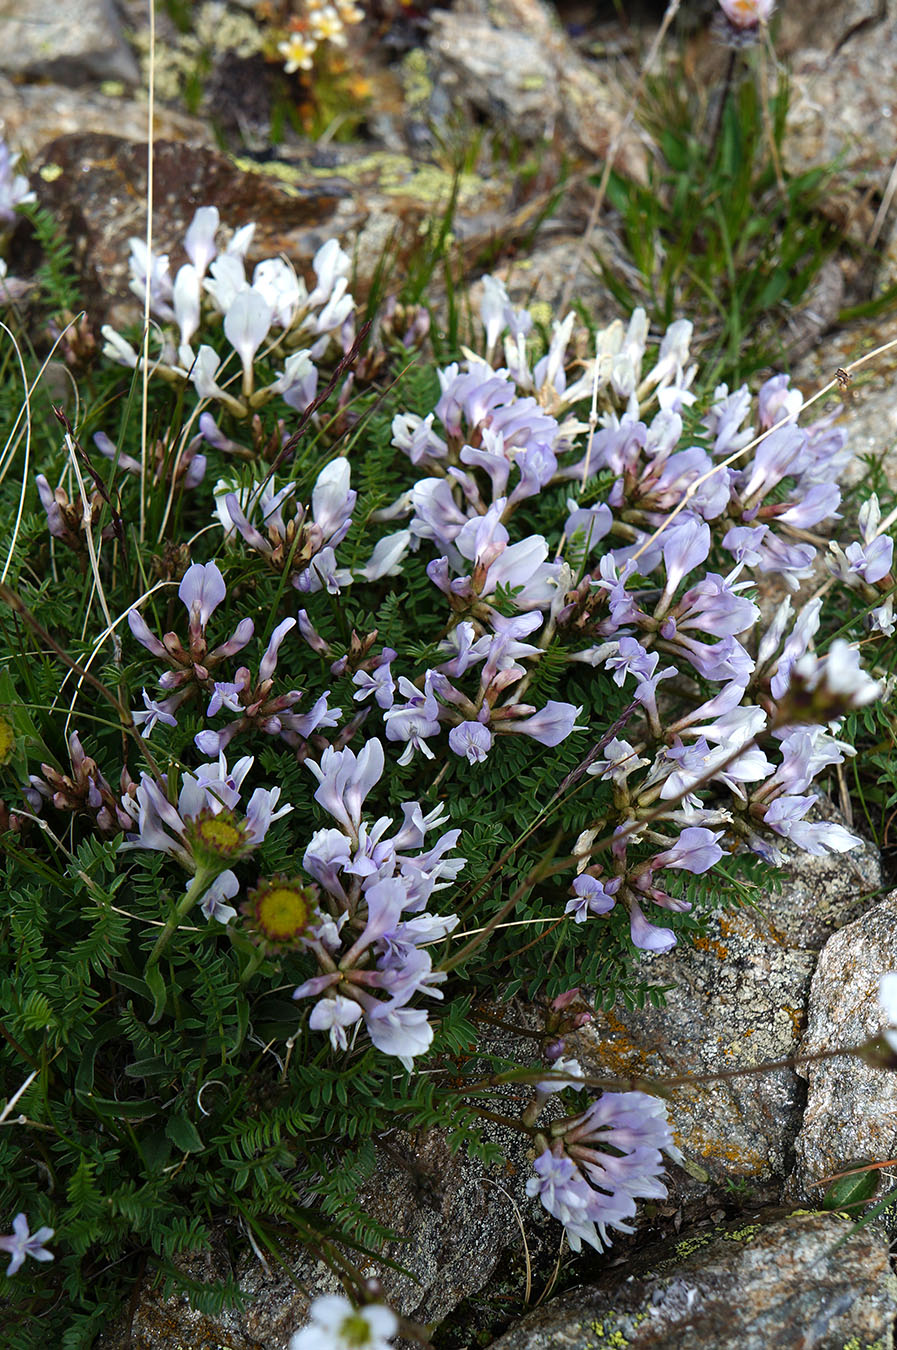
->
(128, 237, 174, 319)
(650, 827, 725, 874)
(312, 458, 356, 546)
(199, 869, 239, 923)
(307, 238, 351, 309)
(132, 689, 180, 738)
(173, 262, 201, 349)
(0, 140, 36, 225)
(789, 639, 883, 712)
(586, 739, 649, 785)
(0, 1213, 54, 1277)
(352, 656, 396, 714)
(384, 677, 442, 766)
(758, 373, 802, 429)
(269, 349, 317, 409)
(308, 995, 364, 1052)
(184, 205, 220, 280)
(305, 739, 385, 840)
(101, 325, 139, 369)
(565, 874, 620, 922)
(223, 289, 273, 376)
(204, 253, 248, 313)
(179, 560, 227, 636)
(252, 256, 303, 329)
(288, 1294, 398, 1350)
(761, 794, 862, 855)
(526, 1149, 611, 1254)
(448, 721, 493, 764)
(659, 518, 711, 605)
(358, 531, 412, 582)
(628, 896, 676, 952)
(504, 700, 584, 748)
(364, 1005, 434, 1071)
(776, 483, 841, 529)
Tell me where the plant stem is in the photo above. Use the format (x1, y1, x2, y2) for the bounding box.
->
(146, 869, 215, 968)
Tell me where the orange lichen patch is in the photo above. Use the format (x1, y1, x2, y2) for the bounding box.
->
(685, 1122, 769, 1172)
(692, 933, 729, 960)
(780, 1004, 807, 1038)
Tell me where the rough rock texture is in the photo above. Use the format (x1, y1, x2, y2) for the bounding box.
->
(0, 0, 138, 84)
(99, 1041, 550, 1350)
(785, 2, 897, 182)
(577, 811, 882, 1198)
(487, 1209, 897, 1350)
(790, 890, 897, 1200)
(0, 76, 211, 160)
(425, 0, 647, 180)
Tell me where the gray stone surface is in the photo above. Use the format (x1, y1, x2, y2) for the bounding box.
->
(0, 75, 211, 161)
(426, 0, 647, 180)
(0, 0, 138, 84)
(99, 1044, 548, 1349)
(790, 889, 897, 1200)
(487, 1209, 897, 1350)
(784, 3, 897, 182)
(576, 811, 882, 1198)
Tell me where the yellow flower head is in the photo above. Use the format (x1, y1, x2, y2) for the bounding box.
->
(242, 876, 318, 949)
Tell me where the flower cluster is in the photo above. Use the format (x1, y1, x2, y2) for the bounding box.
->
(527, 1086, 681, 1254)
(122, 748, 291, 924)
(278, 0, 364, 74)
(102, 207, 355, 415)
(293, 738, 463, 1069)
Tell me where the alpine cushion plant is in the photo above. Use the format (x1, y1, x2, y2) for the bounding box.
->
(0, 195, 893, 1344)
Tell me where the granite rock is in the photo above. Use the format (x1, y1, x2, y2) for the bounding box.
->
(487, 1209, 897, 1350)
(0, 0, 138, 85)
(575, 810, 882, 1200)
(425, 0, 647, 180)
(789, 889, 897, 1200)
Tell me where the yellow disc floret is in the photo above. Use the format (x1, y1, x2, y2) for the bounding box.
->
(186, 807, 249, 866)
(244, 876, 318, 948)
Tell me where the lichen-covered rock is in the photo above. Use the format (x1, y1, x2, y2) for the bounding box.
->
(576, 811, 881, 1199)
(487, 1209, 897, 1350)
(0, 0, 138, 84)
(789, 890, 897, 1199)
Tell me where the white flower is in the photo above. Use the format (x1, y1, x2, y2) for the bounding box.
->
(224, 289, 273, 383)
(289, 1295, 398, 1350)
(184, 205, 220, 280)
(790, 639, 883, 712)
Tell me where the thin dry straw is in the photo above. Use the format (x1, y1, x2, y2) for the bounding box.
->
(139, 0, 157, 543)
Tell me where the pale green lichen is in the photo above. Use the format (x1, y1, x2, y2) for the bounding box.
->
(724, 1223, 761, 1243)
(231, 151, 486, 208)
(402, 48, 433, 109)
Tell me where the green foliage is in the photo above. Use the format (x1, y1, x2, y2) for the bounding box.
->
(20, 202, 81, 316)
(594, 65, 838, 387)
